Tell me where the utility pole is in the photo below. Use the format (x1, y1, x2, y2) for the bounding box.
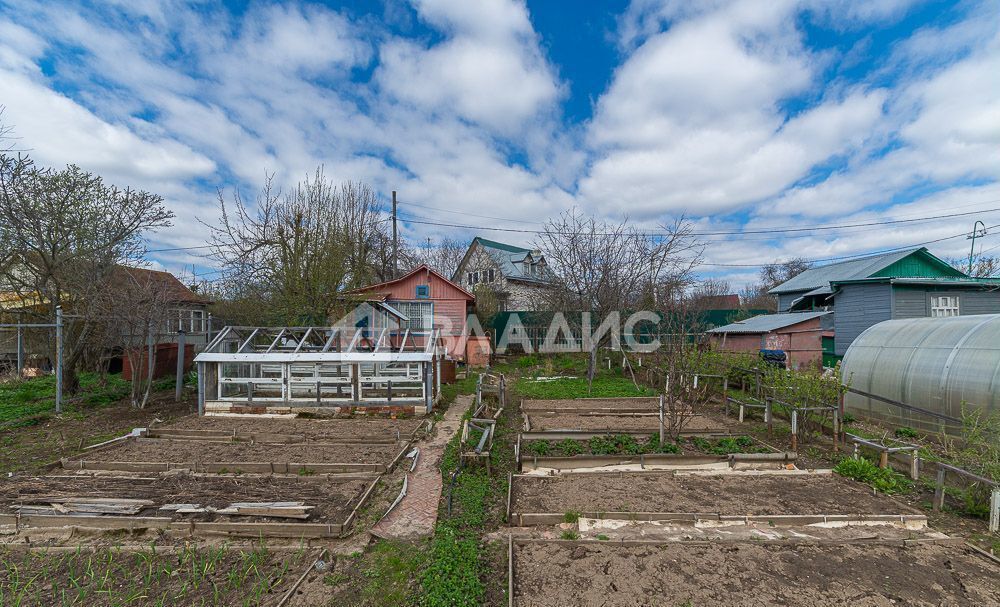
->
(392, 190, 398, 278)
(968, 220, 986, 275)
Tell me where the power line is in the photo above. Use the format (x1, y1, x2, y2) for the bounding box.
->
(397, 197, 1000, 232)
(397, 203, 1000, 237)
(696, 223, 1000, 268)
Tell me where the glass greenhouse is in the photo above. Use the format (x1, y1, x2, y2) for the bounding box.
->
(193, 325, 444, 416)
(841, 314, 1000, 433)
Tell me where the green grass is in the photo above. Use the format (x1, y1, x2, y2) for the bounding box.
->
(516, 376, 653, 399)
(421, 381, 491, 607)
(324, 540, 428, 606)
(834, 456, 912, 494)
(0, 373, 135, 426)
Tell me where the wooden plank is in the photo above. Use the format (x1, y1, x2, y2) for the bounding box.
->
(341, 475, 382, 536)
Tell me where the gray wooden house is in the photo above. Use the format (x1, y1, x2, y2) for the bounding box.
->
(769, 247, 1000, 356)
(452, 237, 552, 311)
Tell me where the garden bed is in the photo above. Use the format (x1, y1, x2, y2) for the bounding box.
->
(62, 438, 406, 474)
(161, 414, 426, 441)
(510, 471, 922, 522)
(0, 543, 315, 606)
(512, 540, 1000, 607)
(521, 434, 769, 458)
(0, 473, 374, 524)
(524, 412, 726, 433)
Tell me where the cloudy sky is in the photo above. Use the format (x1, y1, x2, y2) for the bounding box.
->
(0, 0, 998, 288)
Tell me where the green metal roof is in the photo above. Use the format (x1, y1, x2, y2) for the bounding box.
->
(473, 237, 531, 254)
(769, 247, 965, 295)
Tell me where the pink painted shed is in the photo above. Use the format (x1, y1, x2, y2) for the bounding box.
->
(350, 265, 475, 361)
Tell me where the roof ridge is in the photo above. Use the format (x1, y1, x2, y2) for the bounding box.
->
(474, 236, 532, 254)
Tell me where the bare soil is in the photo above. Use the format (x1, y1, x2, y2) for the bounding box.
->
(0, 473, 371, 523)
(163, 415, 426, 440)
(513, 541, 1000, 607)
(74, 438, 402, 465)
(527, 413, 726, 432)
(511, 472, 920, 515)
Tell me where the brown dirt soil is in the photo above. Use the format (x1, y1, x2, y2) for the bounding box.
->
(527, 413, 724, 432)
(74, 438, 402, 465)
(511, 472, 921, 515)
(163, 415, 426, 440)
(513, 541, 1000, 607)
(0, 393, 193, 474)
(0, 473, 371, 523)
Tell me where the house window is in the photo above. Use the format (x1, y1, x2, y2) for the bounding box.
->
(415, 285, 429, 299)
(488, 269, 495, 282)
(931, 295, 960, 317)
(396, 301, 433, 331)
(170, 309, 207, 333)
(467, 272, 473, 286)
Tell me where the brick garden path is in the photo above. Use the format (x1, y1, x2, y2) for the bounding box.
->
(370, 395, 470, 540)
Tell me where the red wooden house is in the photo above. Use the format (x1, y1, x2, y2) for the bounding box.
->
(349, 265, 476, 361)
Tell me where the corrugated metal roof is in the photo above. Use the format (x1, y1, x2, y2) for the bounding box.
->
(707, 311, 831, 334)
(476, 238, 551, 284)
(769, 248, 922, 295)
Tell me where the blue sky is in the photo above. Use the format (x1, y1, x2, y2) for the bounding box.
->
(0, 0, 998, 288)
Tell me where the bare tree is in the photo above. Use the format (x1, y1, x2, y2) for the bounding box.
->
(740, 258, 812, 311)
(0, 155, 173, 393)
(535, 208, 702, 313)
(206, 168, 393, 324)
(948, 255, 1000, 278)
(534, 208, 703, 385)
(413, 236, 469, 279)
(92, 267, 175, 408)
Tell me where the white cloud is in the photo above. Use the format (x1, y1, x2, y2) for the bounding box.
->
(377, 0, 562, 135)
(0, 0, 997, 292)
(580, 1, 886, 217)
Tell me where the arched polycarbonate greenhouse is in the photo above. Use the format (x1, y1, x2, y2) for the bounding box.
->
(841, 314, 1000, 433)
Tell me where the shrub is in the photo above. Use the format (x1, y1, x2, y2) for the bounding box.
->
(560, 530, 579, 540)
(895, 427, 918, 439)
(834, 457, 912, 494)
(563, 510, 581, 524)
(842, 413, 856, 425)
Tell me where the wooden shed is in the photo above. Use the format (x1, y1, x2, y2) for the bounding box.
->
(348, 265, 476, 361)
(707, 311, 833, 370)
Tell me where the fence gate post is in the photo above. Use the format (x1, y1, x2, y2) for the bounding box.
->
(55, 306, 63, 414)
(16, 324, 24, 379)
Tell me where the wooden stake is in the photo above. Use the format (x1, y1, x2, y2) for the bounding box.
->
(933, 468, 945, 511)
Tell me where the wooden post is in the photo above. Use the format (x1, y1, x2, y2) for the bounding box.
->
(175, 330, 186, 402)
(765, 398, 773, 435)
(990, 488, 999, 533)
(878, 449, 889, 469)
(933, 469, 946, 511)
(738, 403, 745, 424)
(658, 394, 664, 444)
(790, 409, 798, 452)
(832, 408, 840, 452)
(722, 377, 728, 412)
(910, 453, 919, 481)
